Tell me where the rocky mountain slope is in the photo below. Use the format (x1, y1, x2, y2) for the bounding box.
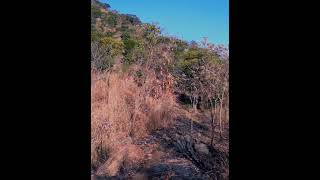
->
(91, 1, 229, 179)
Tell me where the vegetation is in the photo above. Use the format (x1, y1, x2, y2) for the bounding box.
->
(91, 0, 229, 179)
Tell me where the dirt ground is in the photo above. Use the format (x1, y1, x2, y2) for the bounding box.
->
(92, 113, 229, 180)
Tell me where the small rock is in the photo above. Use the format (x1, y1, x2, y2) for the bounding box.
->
(194, 143, 209, 155)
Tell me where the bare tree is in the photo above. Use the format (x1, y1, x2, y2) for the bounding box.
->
(199, 56, 219, 145)
(91, 41, 113, 71)
(214, 57, 229, 139)
(197, 39, 229, 144)
(171, 38, 229, 141)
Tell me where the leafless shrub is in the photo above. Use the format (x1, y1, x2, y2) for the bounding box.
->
(91, 41, 113, 71)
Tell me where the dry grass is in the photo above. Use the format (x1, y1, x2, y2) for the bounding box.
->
(91, 65, 229, 177)
(91, 68, 177, 170)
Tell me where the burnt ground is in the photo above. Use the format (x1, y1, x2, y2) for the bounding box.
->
(92, 115, 229, 180)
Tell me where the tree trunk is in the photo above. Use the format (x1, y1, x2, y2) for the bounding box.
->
(214, 98, 218, 119)
(189, 96, 194, 135)
(193, 96, 198, 113)
(219, 90, 225, 139)
(224, 104, 228, 124)
(209, 99, 215, 146)
(226, 95, 229, 123)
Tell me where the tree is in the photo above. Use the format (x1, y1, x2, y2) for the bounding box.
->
(172, 46, 206, 134)
(91, 41, 113, 71)
(194, 38, 229, 144)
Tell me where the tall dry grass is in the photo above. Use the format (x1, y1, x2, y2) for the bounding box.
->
(91, 68, 177, 170)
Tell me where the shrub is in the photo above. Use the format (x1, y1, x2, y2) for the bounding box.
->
(91, 42, 114, 71)
(122, 37, 145, 65)
(91, 6, 103, 19)
(100, 37, 124, 56)
(91, 37, 124, 71)
(122, 32, 137, 64)
(91, 26, 104, 42)
(106, 13, 118, 27)
(105, 31, 116, 37)
(119, 25, 132, 33)
(143, 23, 161, 45)
(158, 36, 171, 44)
(134, 70, 145, 86)
(173, 48, 204, 76)
(173, 39, 189, 59)
(124, 39, 138, 53)
(183, 48, 203, 60)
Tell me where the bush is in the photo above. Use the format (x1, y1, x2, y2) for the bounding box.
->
(91, 42, 114, 71)
(143, 23, 161, 45)
(107, 13, 118, 27)
(158, 36, 171, 44)
(173, 48, 203, 75)
(105, 31, 116, 37)
(183, 48, 203, 60)
(119, 25, 131, 33)
(100, 37, 124, 56)
(134, 70, 145, 86)
(124, 39, 138, 53)
(121, 31, 131, 41)
(173, 39, 189, 59)
(91, 6, 103, 19)
(91, 26, 104, 42)
(122, 37, 145, 65)
(124, 44, 146, 65)
(91, 37, 125, 71)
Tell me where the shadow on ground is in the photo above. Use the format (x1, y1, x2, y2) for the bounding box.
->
(92, 116, 229, 180)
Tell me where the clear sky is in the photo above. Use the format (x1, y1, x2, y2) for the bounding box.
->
(101, 0, 229, 46)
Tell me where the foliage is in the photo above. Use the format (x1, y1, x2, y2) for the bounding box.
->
(91, 6, 103, 20)
(143, 23, 161, 45)
(91, 1, 229, 177)
(106, 13, 118, 27)
(91, 42, 113, 71)
(158, 36, 172, 44)
(90, 0, 229, 112)
(122, 14, 141, 25)
(173, 39, 189, 59)
(99, 37, 124, 56)
(123, 42, 145, 65)
(134, 70, 145, 86)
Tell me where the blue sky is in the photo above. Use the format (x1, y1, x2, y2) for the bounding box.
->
(101, 0, 229, 46)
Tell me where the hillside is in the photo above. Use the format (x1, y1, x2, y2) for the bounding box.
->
(91, 0, 229, 179)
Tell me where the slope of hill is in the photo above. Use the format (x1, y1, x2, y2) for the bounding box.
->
(91, 0, 229, 179)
